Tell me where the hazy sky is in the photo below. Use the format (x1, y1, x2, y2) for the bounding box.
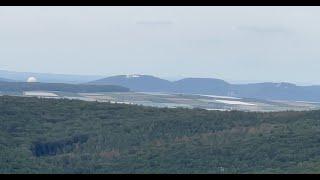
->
(1, 6, 320, 84)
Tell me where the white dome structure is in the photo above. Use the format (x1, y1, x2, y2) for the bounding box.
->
(27, 77, 38, 83)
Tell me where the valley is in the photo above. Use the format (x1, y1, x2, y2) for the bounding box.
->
(2, 73, 320, 112)
(3, 90, 320, 112)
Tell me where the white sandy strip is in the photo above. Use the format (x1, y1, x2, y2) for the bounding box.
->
(215, 99, 255, 106)
(23, 91, 58, 97)
(195, 94, 242, 100)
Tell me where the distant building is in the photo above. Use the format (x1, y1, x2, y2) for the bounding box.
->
(27, 77, 37, 83)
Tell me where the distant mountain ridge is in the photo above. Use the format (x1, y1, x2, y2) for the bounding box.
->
(0, 77, 15, 82)
(90, 74, 174, 92)
(89, 74, 320, 102)
(172, 78, 230, 95)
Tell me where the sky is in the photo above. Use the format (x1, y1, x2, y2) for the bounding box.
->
(1, 6, 320, 84)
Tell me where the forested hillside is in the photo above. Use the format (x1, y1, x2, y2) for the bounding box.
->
(0, 82, 129, 93)
(1, 96, 320, 173)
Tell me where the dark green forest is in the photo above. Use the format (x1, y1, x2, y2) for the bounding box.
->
(1, 95, 320, 173)
(0, 82, 129, 93)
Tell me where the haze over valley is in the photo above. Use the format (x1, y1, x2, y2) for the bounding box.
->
(2, 6, 320, 174)
(1, 70, 320, 112)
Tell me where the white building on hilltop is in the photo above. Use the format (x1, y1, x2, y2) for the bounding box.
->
(27, 77, 37, 83)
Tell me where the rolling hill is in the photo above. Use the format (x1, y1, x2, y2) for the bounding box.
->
(172, 78, 230, 95)
(89, 75, 320, 102)
(89, 74, 173, 92)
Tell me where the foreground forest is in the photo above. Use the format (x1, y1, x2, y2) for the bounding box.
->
(1, 96, 320, 173)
